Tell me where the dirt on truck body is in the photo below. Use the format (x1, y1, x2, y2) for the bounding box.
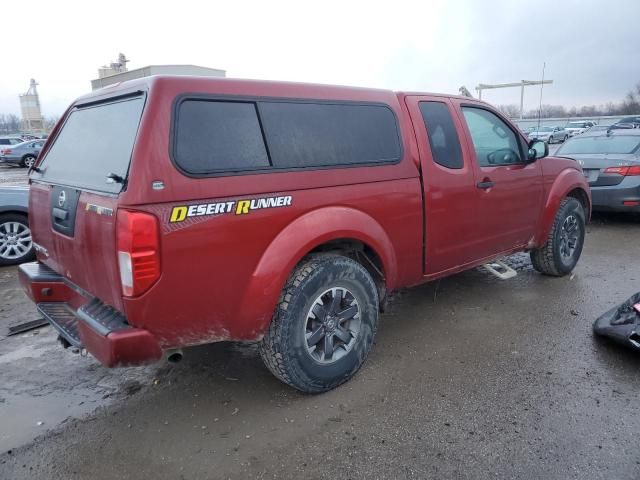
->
(21, 76, 590, 392)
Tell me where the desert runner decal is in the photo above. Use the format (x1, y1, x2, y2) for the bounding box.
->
(169, 195, 293, 223)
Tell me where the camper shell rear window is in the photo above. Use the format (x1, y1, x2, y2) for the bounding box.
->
(34, 94, 145, 194)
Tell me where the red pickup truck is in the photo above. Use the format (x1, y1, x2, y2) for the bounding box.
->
(19, 76, 590, 393)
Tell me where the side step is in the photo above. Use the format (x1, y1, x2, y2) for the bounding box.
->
(483, 260, 517, 280)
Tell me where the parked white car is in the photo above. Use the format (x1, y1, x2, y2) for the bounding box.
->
(565, 121, 596, 137)
(527, 126, 568, 144)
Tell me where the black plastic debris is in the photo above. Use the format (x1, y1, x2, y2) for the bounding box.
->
(593, 292, 640, 352)
(7, 318, 49, 336)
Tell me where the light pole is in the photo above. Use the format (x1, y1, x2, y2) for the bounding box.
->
(476, 80, 553, 119)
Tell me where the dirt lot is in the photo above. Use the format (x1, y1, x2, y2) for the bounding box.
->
(0, 209, 639, 479)
(0, 164, 29, 187)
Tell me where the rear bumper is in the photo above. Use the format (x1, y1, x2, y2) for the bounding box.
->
(591, 177, 640, 212)
(19, 262, 162, 367)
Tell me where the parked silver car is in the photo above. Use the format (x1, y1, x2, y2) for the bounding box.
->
(556, 129, 640, 212)
(0, 186, 34, 265)
(527, 126, 568, 144)
(0, 140, 44, 168)
(0, 137, 25, 147)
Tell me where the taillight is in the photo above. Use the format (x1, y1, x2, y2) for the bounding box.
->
(604, 165, 640, 176)
(117, 210, 161, 297)
(1, 149, 12, 155)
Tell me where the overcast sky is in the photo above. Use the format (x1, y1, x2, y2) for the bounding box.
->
(1, 0, 638, 117)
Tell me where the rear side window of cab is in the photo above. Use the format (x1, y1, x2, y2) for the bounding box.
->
(171, 97, 403, 176)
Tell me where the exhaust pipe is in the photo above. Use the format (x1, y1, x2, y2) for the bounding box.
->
(167, 349, 184, 364)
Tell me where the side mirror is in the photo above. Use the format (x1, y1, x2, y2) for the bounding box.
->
(528, 139, 548, 161)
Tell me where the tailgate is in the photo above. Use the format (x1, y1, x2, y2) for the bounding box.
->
(30, 182, 123, 310)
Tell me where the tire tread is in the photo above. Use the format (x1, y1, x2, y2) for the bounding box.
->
(259, 254, 378, 393)
(530, 197, 583, 276)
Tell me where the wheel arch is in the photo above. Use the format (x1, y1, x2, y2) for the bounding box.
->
(236, 206, 398, 338)
(0, 208, 28, 217)
(566, 187, 591, 219)
(532, 168, 591, 248)
(306, 238, 388, 308)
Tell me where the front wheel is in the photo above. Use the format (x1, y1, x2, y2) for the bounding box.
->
(530, 197, 585, 276)
(549, 136, 554, 144)
(260, 254, 379, 393)
(563, 135, 568, 142)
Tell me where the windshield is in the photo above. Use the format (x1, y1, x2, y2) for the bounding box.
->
(557, 135, 640, 155)
(534, 127, 554, 132)
(35, 95, 144, 194)
(567, 122, 586, 128)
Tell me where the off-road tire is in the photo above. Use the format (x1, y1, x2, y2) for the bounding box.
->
(21, 155, 36, 168)
(530, 197, 585, 276)
(259, 254, 379, 393)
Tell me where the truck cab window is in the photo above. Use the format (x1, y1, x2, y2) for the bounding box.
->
(419, 101, 463, 169)
(462, 107, 522, 167)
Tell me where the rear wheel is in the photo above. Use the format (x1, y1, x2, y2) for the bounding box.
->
(563, 135, 568, 142)
(531, 197, 585, 276)
(21, 155, 36, 168)
(260, 254, 379, 393)
(0, 214, 35, 266)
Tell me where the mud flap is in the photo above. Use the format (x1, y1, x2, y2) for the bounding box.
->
(593, 292, 640, 352)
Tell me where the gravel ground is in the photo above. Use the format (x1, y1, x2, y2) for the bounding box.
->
(0, 164, 29, 186)
(0, 209, 639, 479)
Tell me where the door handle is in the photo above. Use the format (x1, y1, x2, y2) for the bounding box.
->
(476, 180, 495, 189)
(52, 207, 68, 221)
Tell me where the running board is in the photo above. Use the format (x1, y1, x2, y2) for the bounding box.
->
(483, 260, 517, 280)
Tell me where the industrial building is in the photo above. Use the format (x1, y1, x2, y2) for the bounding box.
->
(91, 53, 225, 90)
(19, 79, 44, 133)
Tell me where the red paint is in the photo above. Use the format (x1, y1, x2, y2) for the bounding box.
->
(77, 322, 162, 367)
(23, 76, 591, 366)
(18, 279, 70, 304)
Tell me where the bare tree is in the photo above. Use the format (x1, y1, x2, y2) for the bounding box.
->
(620, 84, 640, 115)
(0, 114, 21, 135)
(43, 116, 60, 131)
(497, 104, 520, 118)
(500, 81, 640, 119)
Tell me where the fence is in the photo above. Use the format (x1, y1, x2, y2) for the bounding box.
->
(513, 114, 639, 130)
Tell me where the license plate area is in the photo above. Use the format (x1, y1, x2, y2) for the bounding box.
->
(583, 169, 600, 183)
